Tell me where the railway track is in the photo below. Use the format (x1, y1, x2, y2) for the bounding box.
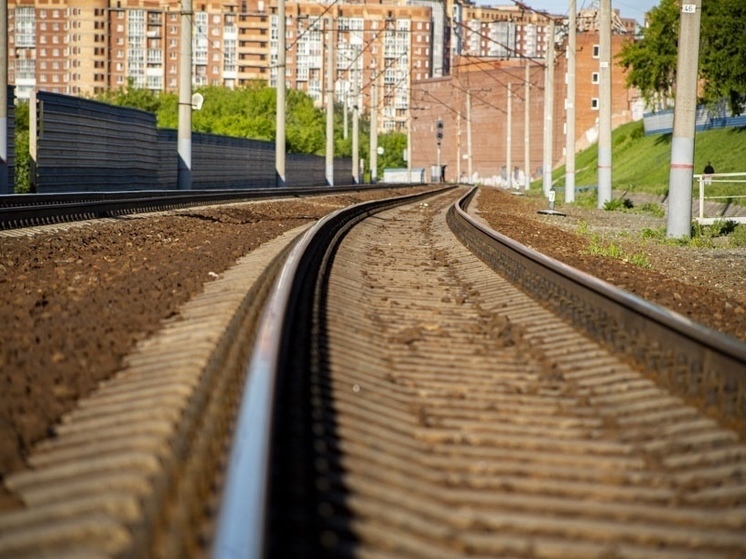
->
(0, 185, 393, 230)
(2, 187, 746, 558)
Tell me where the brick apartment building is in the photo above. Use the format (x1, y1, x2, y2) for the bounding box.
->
(7, 0, 640, 171)
(410, 7, 639, 185)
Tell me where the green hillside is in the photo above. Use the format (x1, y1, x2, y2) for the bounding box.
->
(549, 121, 746, 198)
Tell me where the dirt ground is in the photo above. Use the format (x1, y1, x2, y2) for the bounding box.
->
(475, 188, 746, 340)
(1, 185, 745, 509)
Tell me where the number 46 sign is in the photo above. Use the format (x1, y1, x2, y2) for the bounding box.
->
(681, 4, 697, 13)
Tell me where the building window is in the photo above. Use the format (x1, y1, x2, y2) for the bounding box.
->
(592, 72, 599, 84)
(591, 98, 599, 110)
(592, 44, 600, 58)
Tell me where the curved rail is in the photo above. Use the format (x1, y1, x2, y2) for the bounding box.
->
(448, 187, 746, 430)
(212, 186, 455, 558)
(215, 185, 746, 558)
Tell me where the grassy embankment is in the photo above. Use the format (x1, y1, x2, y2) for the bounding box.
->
(543, 121, 746, 249)
(545, 120, 746, 200)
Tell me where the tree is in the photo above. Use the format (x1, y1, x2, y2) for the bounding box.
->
(13, 101, 31, 193)
(617, 0, 746, 115)
(700, 0, 746, 115)
(377, 132, 407, 179)
(95, 78, 163, 114)
(617, 0, 679, 110)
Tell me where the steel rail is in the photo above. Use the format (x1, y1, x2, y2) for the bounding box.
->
(448, 186, 746, 430)
(0, 185, 409, 230)
(212, 186, 455, 559)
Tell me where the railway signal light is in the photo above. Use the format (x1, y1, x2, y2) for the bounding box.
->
(436, 118, 443, 145)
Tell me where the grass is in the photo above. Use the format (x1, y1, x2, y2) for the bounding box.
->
(576, 219, 652, 268)
(546, 120, 746, 198)
(539, 120, 746, 250)
(641, 219, 746, 248)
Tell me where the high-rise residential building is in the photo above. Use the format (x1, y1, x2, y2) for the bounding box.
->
(7, 0, 639, 137)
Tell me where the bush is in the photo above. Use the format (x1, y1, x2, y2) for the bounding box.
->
(604, 197, 634, 211)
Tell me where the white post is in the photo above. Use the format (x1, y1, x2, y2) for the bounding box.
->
(177, 0, 193, 190)
(565, 0, 577, 203)
(524, 60, 531, 190)
(369, 71, 378, 183)
(352, 84, 359, 184)
(506, 82, 512, 188)
(542, 19, 556, 197)
(467, 88, 473, 181)
(597, 0, 613, 207)
(325, 18, 334, 186)
(275, 0, 286, 186)
(667, 0, 702, 238)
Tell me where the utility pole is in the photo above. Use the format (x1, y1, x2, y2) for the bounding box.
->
(565, 0, 577, 203)
(506, 82, 513, 189)
(0, 0, 8, 193)
(597, 0, 612, 207)
(466, 88, 473, 181)
(456, 110, 462, 182)
(369, 69, 378, 184)
(667, 0, 703, 239)
(406, 26, 413, 185)
(436, 118, 443, 182)
(343, 91, 348, 140)
(542, 18, 556, 197)
(177, 0, 193, 190)
(325, 18, 334, 186)
(352, 83, 359, 184)
(524, 60, 531, 190)
(275, 0, 286, 187)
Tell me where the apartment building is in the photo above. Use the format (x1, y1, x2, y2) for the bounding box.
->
(7, 0, 639, 138)
(451, 1, 555, 60)
(9, 0, 238, 98)
(410, 6, 638, 183)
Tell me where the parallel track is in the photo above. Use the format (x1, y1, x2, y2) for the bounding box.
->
(0, 185, 398, 230)
(1, 186, 745, 558)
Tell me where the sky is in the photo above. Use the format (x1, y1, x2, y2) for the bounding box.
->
(480, 0, 661, 26)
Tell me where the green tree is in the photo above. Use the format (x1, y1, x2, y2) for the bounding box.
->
(376, 131, 407, 180)
(13, 101, 31, 193)
(95, 78, 163, 114)
(617, 0, 679, 110)
(618, 0, 746, 115)
(700, 0, 746, 115)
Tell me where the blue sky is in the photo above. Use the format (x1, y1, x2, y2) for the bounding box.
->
(478, 1, 660, 26)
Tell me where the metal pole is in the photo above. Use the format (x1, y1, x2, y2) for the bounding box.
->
(407, 27, 413, 185)
(352, 85, 359, 184)
(667, 0, 702, 239)
(542, 19, 555, 197)
(466, 89, 473, 181)
(456, 110, 462, 182)
(370, 70, 378, 184)
(0, 0, 8, 193)
(597, 0, 612, 207)
(177, 0, 193, 190)
(524, 59, 531, 190)
(275, 0, 286, 187)
(565, 0, 577, 203)
(507, 82, 512, 189)
(436, 119, 441, 183)
(325, 18, 334, 186)
(343, 91, 348, 140)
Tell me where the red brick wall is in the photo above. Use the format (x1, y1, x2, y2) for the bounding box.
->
(411, 32, 638, 184)
(411, 58, 562, 184)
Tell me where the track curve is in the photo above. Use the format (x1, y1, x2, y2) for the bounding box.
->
(230, 186, 746, 558)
